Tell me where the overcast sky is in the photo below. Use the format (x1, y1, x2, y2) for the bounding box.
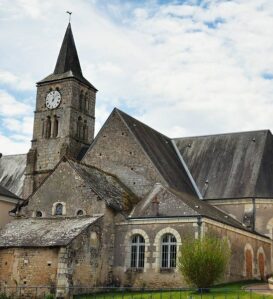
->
(1, 0, 273, 155)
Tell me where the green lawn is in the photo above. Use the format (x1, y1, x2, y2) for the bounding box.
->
(74, 281, 273, 299)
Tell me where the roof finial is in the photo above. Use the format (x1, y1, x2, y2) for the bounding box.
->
(66, 11, 72, 23)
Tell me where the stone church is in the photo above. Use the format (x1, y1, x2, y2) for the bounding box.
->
(0, 23, 273, 298)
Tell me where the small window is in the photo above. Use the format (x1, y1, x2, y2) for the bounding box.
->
(161, 233, 177, 268)
(131, 234, 145, 268)
(55, 203, 63, 216)
(77, 209, 84, 216)
(36, 211, 42, 218)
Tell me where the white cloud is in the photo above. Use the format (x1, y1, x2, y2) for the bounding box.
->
(0, 70, 33, 91)
(1, 0, 273, 154)
(0, 90, 32, 117)
(0, 133, 30, 155)
(2, 116, 33, 136)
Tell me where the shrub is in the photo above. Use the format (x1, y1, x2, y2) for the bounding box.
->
(45, 294, 55, 299)
(179, 235, 230, 288)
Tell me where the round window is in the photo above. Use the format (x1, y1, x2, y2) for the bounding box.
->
(36, 211, 42, 218)
(77, 209, 84, 216)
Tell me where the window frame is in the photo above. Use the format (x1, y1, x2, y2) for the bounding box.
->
(161, 233, 177, 269)
(130, 234, 145, 269)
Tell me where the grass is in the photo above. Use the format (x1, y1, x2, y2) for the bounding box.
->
(74, 281, 273, 299)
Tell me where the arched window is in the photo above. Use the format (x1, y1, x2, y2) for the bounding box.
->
(85, 93, 89, 113)
(131, 234, 145, 268)
(52, 116, 58, 138)
(55, 203, 63, 216)
(45, 116, 51, 139)
(77, 116, 82, 139)
(161, 233, 177, 268)
(79, 91, 84, 111)
(244, 244, 253, 278)
(83, 120, 88, 141)
(36, 211, 42, 218)
(77, 209, 84, 216)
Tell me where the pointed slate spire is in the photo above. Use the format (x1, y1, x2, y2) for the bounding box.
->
(54, 23, 82, 77)
(38, 23, 97, 91)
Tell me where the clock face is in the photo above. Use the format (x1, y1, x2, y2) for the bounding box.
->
(45, 90, 62, 109)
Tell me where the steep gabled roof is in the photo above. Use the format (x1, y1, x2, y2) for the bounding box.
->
(0, 154, 26, 197)
(175, 130, 273, 199)
(38, 23, 97, 90)
(130, 183, 253, 232)
(115, 109, 199, 199)
(21, 157, 137, 213)
(0, 216, 101, 248)
(68, 159, 138, 211)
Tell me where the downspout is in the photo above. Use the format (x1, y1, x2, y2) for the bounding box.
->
(197, 215, 203, 239)
(252, 197, 256, 232)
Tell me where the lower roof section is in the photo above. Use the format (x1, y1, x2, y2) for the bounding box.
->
(0, 216, 101, 248)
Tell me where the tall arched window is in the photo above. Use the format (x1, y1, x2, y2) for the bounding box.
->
(77, 116, 83, 139)
(131, 234, 145, 268)
(83, 120, 88, 141)
(79, 91, 84, 111)
(85, 93, 89, 113)
(55, 203, 63, 216)
(161, 233, 177, 268)
(45, 116, 51, 139)
(52, 116, 58, 138)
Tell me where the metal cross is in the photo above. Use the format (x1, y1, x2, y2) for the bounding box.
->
(66, 11, 72, 23)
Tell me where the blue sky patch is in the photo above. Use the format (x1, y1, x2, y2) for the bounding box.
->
(204, 17, 225, 29)
(262, 72, 273, 80)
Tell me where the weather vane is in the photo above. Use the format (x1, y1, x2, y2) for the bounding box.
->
(66, 11, 72, 23)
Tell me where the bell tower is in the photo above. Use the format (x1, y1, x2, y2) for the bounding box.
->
(23, 23, 97, 198)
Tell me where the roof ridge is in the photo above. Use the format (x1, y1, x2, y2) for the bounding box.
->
(173, 129, 271, 140)
(168, 187, 247, 229)
(0, 153, 27, 157)
(115, 108, 170, 140)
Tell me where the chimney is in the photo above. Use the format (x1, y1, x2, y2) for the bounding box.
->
(152, 196, 159, 216)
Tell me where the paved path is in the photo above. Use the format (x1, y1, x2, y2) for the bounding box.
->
(244, 284, 273, 296)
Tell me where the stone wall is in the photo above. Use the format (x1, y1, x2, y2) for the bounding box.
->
(113, 218, 198, 288)
(204, 219, 271, 281)
(209, 198, 273, 237)
(83, 110, 166, 197)
(23, 78, 96, 199)
(112, 217, 271, 288)
(0, 197, 17, 228)
(26, 159, 106, 218)
(0, 247, 59, 297)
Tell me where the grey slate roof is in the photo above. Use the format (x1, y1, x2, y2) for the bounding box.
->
(116, 109, 199, 199)
(130, 183, 253, 231)
(38, 23, 97, 90)
(0, 154, 26, 196)
(0, 216, 100, 248)
(68, 159, 138, 211)
(0, 185, 20, 200)
(174, 130, 273, 199)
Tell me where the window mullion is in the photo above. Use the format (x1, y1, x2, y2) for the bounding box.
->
(136, 239, 139, 268)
